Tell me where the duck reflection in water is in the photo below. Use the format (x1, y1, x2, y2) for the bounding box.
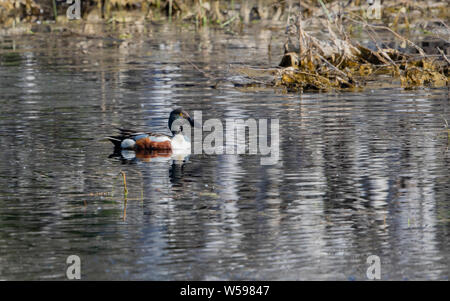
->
(108, 148, 192, 186)
(109, 148, 190, 164)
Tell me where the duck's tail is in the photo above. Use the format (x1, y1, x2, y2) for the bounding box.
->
(105, 136, 123, 149)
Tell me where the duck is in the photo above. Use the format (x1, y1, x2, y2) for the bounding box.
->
(106, 108, 194, 152)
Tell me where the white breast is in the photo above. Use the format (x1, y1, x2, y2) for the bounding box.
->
(170, 134, 191, 150)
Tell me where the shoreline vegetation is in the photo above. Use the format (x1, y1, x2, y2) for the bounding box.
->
(0, 0, 448, 91)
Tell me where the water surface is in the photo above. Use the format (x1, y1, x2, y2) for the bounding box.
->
(0, 23, 449, 280)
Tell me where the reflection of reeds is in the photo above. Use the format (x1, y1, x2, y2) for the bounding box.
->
(442, 117, 450, 152)
(123, 198, 127, 221)
(120, 171, 128, 221)
(119, 171, 128, 200)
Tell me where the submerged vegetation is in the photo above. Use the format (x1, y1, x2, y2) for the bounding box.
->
(0, 0, 449, 91)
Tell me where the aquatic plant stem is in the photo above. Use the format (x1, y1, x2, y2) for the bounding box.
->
(104, 0, 111, 20)
(318, 0, 332, 22)
(120, 171, 128, 200)
(169, 0, 173, 22)
(437, 48, 450, 65)
(220, 15, 236, 28)
(52, 0, 57, 20)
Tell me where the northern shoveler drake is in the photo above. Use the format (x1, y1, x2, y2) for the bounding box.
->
(106, 108, 194, 152)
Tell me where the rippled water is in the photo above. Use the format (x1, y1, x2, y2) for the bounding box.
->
(0, 23, 449, 280)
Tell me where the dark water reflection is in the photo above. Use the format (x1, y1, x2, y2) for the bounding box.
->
(0, 24, 449, 280)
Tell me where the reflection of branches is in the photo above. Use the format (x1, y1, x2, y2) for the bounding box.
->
(183, 57, 218, 80)
(182, 57, 228, 88)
